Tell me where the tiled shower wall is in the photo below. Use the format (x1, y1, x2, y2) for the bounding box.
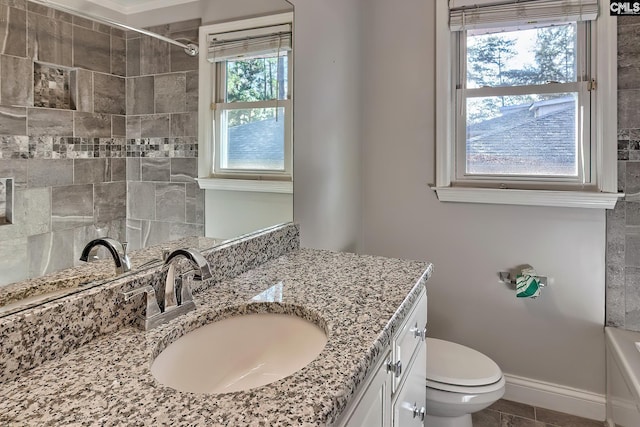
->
(607, 17, 640, 330)
(124, 19, 203, 250)
(0, 0, 203, 286)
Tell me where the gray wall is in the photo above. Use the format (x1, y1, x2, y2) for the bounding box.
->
(288, 0, 633, 405)
(606, 17, 640, 330)
(290, 0, 363, 253)
(0, 0, 202, 285)
(359, 0, 607, 401)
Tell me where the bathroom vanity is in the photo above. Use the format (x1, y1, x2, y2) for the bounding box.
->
(335, 288, 427, 427)
(0, 224, 432, 425)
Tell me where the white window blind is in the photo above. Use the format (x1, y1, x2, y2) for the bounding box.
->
(207, 24, 292, 63)
(449, 0, 599, 31)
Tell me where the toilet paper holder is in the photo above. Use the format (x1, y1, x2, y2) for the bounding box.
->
(499, 271, 548, 287)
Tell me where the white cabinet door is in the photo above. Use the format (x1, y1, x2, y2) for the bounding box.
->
(343, 353, 392, 427)
(393, 290, 427, 393)
(393, 341, 426, 427)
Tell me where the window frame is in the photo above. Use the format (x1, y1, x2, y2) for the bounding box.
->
(433, 0, 621, 209)
(456, 23, 592, 186)
(213, 53, 292, 178)
(197, 13, 294, 193)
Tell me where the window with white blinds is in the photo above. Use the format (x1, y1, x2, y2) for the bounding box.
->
(207, 25, 292, 63)
(203, 18, 293, 180)
(449, 0, 598, 31)
(432, 0, 620, 209)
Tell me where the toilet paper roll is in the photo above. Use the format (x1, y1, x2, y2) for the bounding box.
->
(516, 267, 541, 299)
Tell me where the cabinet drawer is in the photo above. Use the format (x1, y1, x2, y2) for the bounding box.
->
(393, 341, 426, 426)
(392, 289, 427, 392)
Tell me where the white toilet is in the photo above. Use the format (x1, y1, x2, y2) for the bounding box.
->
(426, 338, 506, 427)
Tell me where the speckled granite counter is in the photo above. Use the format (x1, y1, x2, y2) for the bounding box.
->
(0, 224, 300, 384)
(0, 247, 431, 426)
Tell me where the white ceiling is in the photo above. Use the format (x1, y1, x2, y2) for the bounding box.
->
(86, 0, 198, 14)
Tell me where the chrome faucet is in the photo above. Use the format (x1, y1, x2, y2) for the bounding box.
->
(123, 248, 211, 330)
(162, 248, 212, 311)
(79, 237, 131, 274)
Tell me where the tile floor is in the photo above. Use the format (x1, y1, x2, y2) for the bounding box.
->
(472, 399, 606, 427)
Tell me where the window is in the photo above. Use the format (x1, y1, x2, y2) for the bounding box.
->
(434, 0, 620, 209)
(462, 23, 585, 180)
(215, 51, 290, 175)
(198, 14, 293, 190)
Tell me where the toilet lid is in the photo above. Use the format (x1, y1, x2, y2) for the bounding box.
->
(426, 338, 503, 387)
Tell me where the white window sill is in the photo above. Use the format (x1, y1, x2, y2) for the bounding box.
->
(431, 186, 623, 209)
(197, 178, 293, 194)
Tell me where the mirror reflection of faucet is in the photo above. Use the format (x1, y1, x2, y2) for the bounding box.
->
(79, 238, 131, 275)
(123, 248, 212, 330)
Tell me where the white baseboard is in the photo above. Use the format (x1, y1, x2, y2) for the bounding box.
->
(503, 373, 606, 421)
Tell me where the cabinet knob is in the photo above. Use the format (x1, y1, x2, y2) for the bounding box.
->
(412, 403, 426, 421)
(386, 359, 402, 378)
(411, 323, 426, 341)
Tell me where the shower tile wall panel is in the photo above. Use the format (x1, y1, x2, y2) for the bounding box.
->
(140, 115, 170, 137)
(0, 4, 26, 57)
(74, 113, 112, 138)
(607, 18, 640, 331)
(0, 0, 203, 286)
(125, 155, 203, 250)
(1, 56, 32, 105)
(126, 76, 154, 115)
(72, 69, 94, 113)
(0, 107, 27, 135)
(124, 19, 203, 252)
(93, 74, 126, 115)
(186, 71, 198, 112)
(155, 74, 186, 113)
(72, 26, 112, 74)
(27, 109, 74, 136)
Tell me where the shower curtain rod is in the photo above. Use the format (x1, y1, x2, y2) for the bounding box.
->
(30, 0, 199, 57)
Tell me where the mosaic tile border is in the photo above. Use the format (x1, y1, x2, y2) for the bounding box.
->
(0, 136, 198, 159)
(617, 128, 640, 162)
(126, 137, 198, 158)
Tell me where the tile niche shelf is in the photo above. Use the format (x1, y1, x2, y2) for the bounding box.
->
(33, 62, 77, 111)
(0, 178, 13, 226)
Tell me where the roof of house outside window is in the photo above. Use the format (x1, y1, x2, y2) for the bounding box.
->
(466, 97, 576, 175)
(226, 117, 285, 169)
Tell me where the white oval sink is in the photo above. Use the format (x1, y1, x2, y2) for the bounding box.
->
(151, 312, 327, 394)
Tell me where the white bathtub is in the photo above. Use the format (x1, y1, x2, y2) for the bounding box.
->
(605, 327, 640, 427)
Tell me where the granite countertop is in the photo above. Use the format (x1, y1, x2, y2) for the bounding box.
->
(0, 248, 431, 426)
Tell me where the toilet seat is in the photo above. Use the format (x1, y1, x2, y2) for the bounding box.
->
(427, 338, 503, 392)
(427, 375, 505, 394)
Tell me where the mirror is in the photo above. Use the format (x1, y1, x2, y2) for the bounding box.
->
(0, 0, 294, 316)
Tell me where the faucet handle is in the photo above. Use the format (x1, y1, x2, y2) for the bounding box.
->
(123, 285, 161, 318)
